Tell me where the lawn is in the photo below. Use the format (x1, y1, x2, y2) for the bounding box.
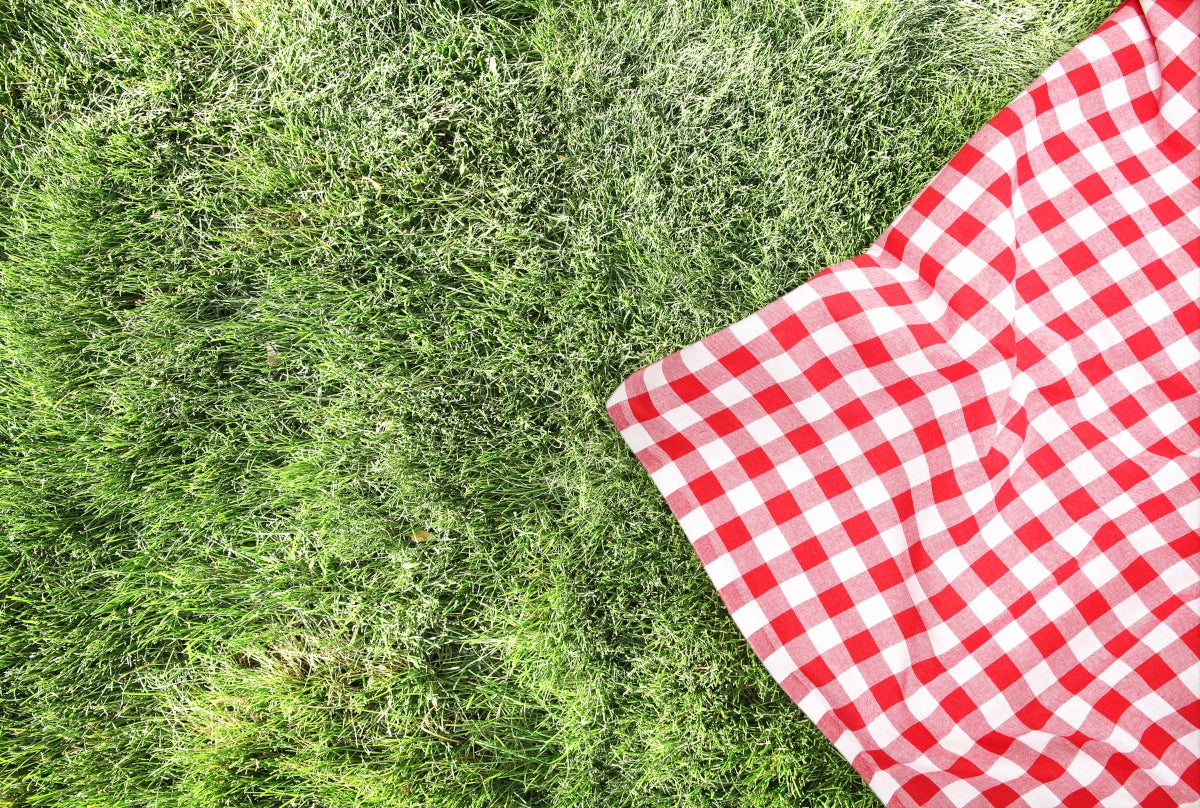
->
(0, 0, 1117, 806)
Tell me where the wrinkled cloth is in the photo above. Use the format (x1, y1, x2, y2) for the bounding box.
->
(606, 2, 1198, 806)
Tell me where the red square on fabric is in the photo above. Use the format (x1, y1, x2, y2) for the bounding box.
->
(771, 609, 804, 644)
(815, 466, 852, 500)
(743, 563, 779, 598)
(765, 491, 802, 524)
(738, 447, 775, 479)
(669, 374, 708, 403)
(864, 440, 903, 474)
(818, 583, 856, 617)
(753, 383, 793, 413)
(719, 345, 759, 376)
(715, 515, 754, 552)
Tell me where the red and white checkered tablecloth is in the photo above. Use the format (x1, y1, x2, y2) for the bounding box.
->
(606, 1, 1198, 805)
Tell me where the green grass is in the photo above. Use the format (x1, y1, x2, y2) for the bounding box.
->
(0, 0, 1117, 805)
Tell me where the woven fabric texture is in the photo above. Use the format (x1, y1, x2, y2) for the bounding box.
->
(606, 2, 1198, 805)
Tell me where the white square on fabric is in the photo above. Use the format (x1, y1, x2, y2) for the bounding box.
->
(1163, 558, 1200, 593)
(711, 377, 753, 406)
(1039, 164, 1073, 198)
(760, 352, 805, 383)
(1145, 397, 1190, 449)
(1152, 158, 1194, 196)
(864, 711, 901, 747)
(1038, 587, 1073, 621)
(944, 433, 979, 467)
(860, 302, 908, 336)
(1164, 332, 1198, 373)
(1009, 552, 1052, 591)
(928, 385, 965, 418)
(678, 507, 715, 542)
(961, 476, 997, 513)
(913, 499, 946, 535)
(927, 616, 960, 657)
(985, 753, 1029, 784)
(1052, 274, 1092, 313)
(1023, 786, 1059, 806)
(744, 414, 787, 445)
(1024, 660, 1057, 695)
(970, 588, 1007, 626)
(854, 476, 891, 511)
(660, 400, 704, 430)
(1056, 522, 1096, 556)
(948, 321, 990, 360)
(875, 404, 917, 441)
(1134, 688, 1182, 723)
(948, 653, 984, 687)
(620, 421, 656, 454)
(855, 592, 891, 628)
(1066, 750, 1106, 787)
(979, 691, 1016, 727)
(824, 430, 865, 466)
(839, 666, 870, 701)
(943, 723, 981, 757)
(901, 454, 933, 489)
(1111, 181, 1151, 216)
(935, 547, 969, 581)
(727, 312, 771, 343)
(1074, 385, 1108, 420)
(1057, 695, 1094, 731)
(1097, 244, 1143, 281)
(908, 685, 939, 720)
(779, 572, 817, 607)
(944, 173, 990, 213)
(1064, 204, 1107, 240)
(878, 638, 911, 671)
(909, 216, 946, 252)
(1079, 551, 1121, 590)
(942, 780, 984, 806)
(1100, 490, 1140, 524)
(731, 599, 769, 637)
(1023, 479, 1059, 517)
(802, 500, 841, 536)
(1111, 593, 1152, 633)
(809, 322, 853, 354)
(725, 479, 764, 512)
(697, 438, 737, 472)
(1109, 427, 1148, 458)
(1113, 360, 1158, 397)
(994, 619, 1031, 654)
(978, 360, 1015, 397)
(828, 546, 868, 583)
(1142, 621, 1182, 653)
(1043, 343, 1082, 381)
(1079, 140, 1118, 173)
(866, 772, 902, 807)
(705, 553, 742, 589)
(678, 341, 720, 375)
(763, 644, 797, 684)
(650, 462, 688, 498)
(755, 526, 792, 562)
(843, 367, 889, 397)
(1066, 625, 1104, 665)
(806, 619, 843, 654)
(1082, 317, 1124, 351)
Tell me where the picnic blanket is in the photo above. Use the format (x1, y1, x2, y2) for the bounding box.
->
(606, 1, 1199, 805)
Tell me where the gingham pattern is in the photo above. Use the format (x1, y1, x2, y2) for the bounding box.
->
(606, 2, 1199, 806)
